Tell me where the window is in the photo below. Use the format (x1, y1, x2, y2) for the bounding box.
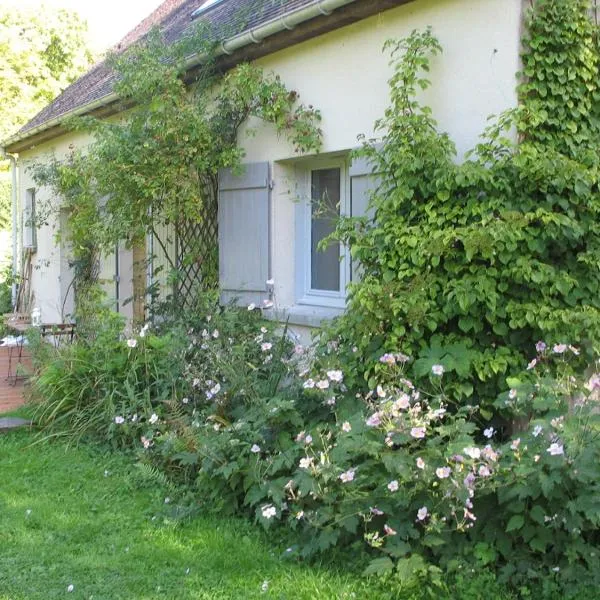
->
(296, 158, 349, 308)
(23, 188, 36, 250)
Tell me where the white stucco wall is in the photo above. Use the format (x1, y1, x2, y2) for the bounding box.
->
(236, 0, 524, 340)
(17, 131, 125, 324)
(14, 0, 523, 336)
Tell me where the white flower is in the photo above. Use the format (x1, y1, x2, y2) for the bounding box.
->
(483, 427, 495, 439)
(532, 425, 543, 437)
(509, 388, 517, 399)
(192, 378, 201, 388)
(527, 358, 538, 370)
(366, 412, 382, 427)
(304, 434, 313, 445)
(553, 343, 567, 354)
(212, 329, 219, 339)
(316, 379, 330, 390)
(126, 339, 137, 348)
(247, 303, 256, 311)
(261, 342, 273, 352)
(210, 383, 221, 395)
(261, 580, 270, 592)
(141, 436, 152, 449)
(303, 379, 315, 389)
(376, 384, 386, 398)
(416, 457, 425, 469)
(435, 467, 451, 479)
(547, 442, 564, 456)
(114, 416, 125, 424)
(327, 370, 343, 382)
(250, 444, 261, 454)
(417, 506, 428, 521)
(341, 421, 352, 432)
(295, 511, 304, 520)
(339, 469, 355, 483)
(182, 397, 189, 404)
(463, 447, 481, 460)
(299, 457, 313, 469)
(67, 584, 74, 593)
(149, 413, 159, 425)
(387, 480, 399, 492)
(260, 327, 268, 334)
(384, 524, 397, 536)
(131, 414, 138, 422)
(511, 438, 521, 451)
(410, 426, 426, 439)
(569, 345, 580, 356)
(478, 465, 491, 477)
(431, 364, 444, 376)
(261, 505, 277, 519)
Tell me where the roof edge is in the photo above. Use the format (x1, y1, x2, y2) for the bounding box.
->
(3, 0, 409, 153)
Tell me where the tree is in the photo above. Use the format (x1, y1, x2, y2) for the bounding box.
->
(0, 4, 94, 142)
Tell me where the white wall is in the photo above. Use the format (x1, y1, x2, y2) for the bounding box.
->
(16, 0, 523, 334)
(17, 131, 125, 324)
(236, 0, 524, 338)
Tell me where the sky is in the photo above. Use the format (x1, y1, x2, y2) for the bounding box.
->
(9, 0, 168, 53)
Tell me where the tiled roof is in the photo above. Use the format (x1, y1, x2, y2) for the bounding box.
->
(14, 0, 320, 138)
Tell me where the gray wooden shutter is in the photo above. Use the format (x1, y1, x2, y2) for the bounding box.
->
(218, 162, 270, 306)
(349, 154, 379, 281)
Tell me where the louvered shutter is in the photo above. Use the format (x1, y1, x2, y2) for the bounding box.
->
(218, 162, 270, 306)
(349, 154, 379, 281)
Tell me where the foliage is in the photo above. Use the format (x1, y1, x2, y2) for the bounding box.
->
(323, 5, 600, 412)
(0, 4, 93, 142)
(29, 308, 186, 446)
(31, 27, 322, 308)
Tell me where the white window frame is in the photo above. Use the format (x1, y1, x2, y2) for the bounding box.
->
(295, 157, 350, 308)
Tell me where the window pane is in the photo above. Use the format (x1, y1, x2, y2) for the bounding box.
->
(311, 168, 340, 291)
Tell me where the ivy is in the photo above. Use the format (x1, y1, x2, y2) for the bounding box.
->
(324, 2, 600, 413)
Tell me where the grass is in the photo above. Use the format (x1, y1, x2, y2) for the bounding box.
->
(0, 428, 382, 600)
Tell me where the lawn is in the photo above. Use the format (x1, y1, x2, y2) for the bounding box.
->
(0, 428, 382, 600)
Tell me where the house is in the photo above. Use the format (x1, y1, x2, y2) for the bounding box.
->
(1, 0, 525, 340)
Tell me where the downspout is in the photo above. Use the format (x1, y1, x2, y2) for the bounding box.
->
(0, 149, 18, 309)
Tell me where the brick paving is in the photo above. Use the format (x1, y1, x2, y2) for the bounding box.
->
(0, 346, 30, 414)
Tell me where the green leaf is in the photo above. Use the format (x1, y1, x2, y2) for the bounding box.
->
(363, 557, 394, 576)
(506, 515, 525, 532)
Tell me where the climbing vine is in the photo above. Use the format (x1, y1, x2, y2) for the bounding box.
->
(32, 26, 322, 314)
(323, 0, 600, 414)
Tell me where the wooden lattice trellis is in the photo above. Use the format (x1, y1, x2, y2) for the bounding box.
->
(151, 185, 219, 308)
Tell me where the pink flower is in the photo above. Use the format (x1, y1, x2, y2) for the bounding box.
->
(141, 436, 153, 449)
(535, 341, 547, 353)
(417, 506, 429, 521)
(431, 364, 444, 376)
(435, 467, 451, 479)
(410, 427, 426, 439)
(511, 438, 521, 451)
(341, 421, 352, 433)
(387, 480, 399, 492)
(463, 447, 480, 459)
(416, 457, 425, 469)
(250, 444, 261, 454)
(316, 379, 330, 390)
(261, 342, 273, 352)
(126, 339, 137, 348)
(366, 413, 382, 427)
(339, 469, 355, 483)
(114, 416, 125, 424)
(546, 442, 564, 456)
(478, 465, 491, 477)
(509, 389, 517, 399)
(553, 343, 567, 354)
(527, 359, 537, 370)
(379, 353, 396, 365)
(384, 524, 397, 536)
